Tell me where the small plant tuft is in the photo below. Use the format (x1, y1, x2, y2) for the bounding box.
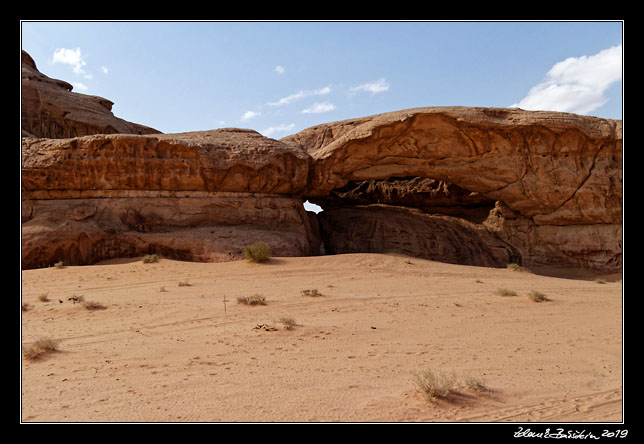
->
(178, 280, 192, 287)
(237, 294, 267, 306)
(142, 254, 160, 264)
(278, 317, 297, 330)
(243, 242, 271, 263)
(495, 288, 518, 297)
(413, 369, 458, 401)
(527, 291, 550, 302)
(54, 261, 65, 269)
(22, 302, 33, 312)
(507, 263, 526, 272)
(300, 289, 321, 297)
(82, 300, 107, 310)
(38, 293, 50, 302)
(23, 338, 60, 360)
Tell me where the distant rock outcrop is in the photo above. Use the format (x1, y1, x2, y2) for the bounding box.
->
(21, 50, 161, 139)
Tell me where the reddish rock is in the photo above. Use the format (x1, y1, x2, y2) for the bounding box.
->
(21, 50, 161, 138)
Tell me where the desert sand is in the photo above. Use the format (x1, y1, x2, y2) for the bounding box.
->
(21, 253, 622, 423)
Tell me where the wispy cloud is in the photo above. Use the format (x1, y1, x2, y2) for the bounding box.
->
(72, 82, 88, 92)
(350, 78, 390, 95)
(101, 66, 109, 75)
(52, 47, 93, 79)
(268, 86, 331, 106)
(274, 65, 286, 74)
(511, 44, 622, 115)
(301, 102, 336, 114)
(240, 110, 261, 121)
(262, 123, 295, 137)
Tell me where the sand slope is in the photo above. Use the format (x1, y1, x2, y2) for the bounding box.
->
(21, 254, 622, 423)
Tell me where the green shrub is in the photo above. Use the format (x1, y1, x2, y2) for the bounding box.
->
(507, 263, 526, 272)
(244, 243, 271, 263)
(142, 254, 160, 264)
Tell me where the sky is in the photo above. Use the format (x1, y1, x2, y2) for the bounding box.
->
(21, 21, 623, 137)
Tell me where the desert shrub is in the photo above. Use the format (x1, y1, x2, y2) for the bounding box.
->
(300, 289, 321, 297)
(495, 288, 518, 297)
(413, 369, 458, 401)
(23, 338, 60, 360)
(82, 300, 107, 310)
(54, 261, 65, 269)
(237, 294, 267, 306)
(528, 291, 550, 302)
(142, 254, 160, 264)
(244, 242, 271, 263)
(507, 263, 526, 272)
(461, 376, 491, 393)
(178, 280, 192, 287)
(38, 293, 49, 302)
(594, 278, 607, 284)
(22, 302, 33, 312)
(278, 317, 297, 330)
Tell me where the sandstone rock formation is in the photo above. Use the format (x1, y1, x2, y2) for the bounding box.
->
(21, 130, 319, 269)
(283, 107, 622, 274)
(20, 50, 621, 274)
(21, 50, 160, 139)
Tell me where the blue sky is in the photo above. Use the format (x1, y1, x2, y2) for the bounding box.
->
(21, 21, 622, 139)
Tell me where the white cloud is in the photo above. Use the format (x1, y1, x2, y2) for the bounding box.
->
(268, 86, 331, 106)
(101, 66, 109, 74)
(274, 65, 286, 74)
(302, 102, 336, 114)
(262, 123, 295, 137)
(52, 47, 90, 78)
(240, 110, 261, 121)
(511, 44, 622, 115)
(350, 78, 390, 95)
(72, 82, 88, 92)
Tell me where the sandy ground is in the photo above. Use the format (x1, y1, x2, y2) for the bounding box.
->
(20, 253, 623, 423)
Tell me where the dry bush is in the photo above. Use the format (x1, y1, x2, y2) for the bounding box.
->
(22, 302, 33, 312)
(142, 254, 160, 264)
(54, 261, 65, 269)
(237, 294, 267, 306)
(414, 369, 491, 402)
(23, 338, 60, 360)
(82, 300, 107, 310)
(413, 369, 459, 401)
(300, 289, 321, 297)
(507, 263, 527, 272)
(278, 317, 297, 330)
(38, 293, 49, 302)
(495, 288, 518, 297)
(528, 291, 550, 302)
(178, 280, 192, 287)
(244, 242, 271, 263)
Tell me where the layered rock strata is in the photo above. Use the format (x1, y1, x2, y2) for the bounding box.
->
(21, 50, 160, 139)
(21, 130, 319, 269)
(283, 107, 622, 273)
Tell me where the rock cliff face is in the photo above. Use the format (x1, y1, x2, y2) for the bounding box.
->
(21, 52, 621, 274)
(21, 50, 160, 138)
(283, 107, 622, 274)
(22, 130, 319, 269)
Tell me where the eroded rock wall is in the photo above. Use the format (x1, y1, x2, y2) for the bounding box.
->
(284, 107, 622, 273)
(21, 129, 318, 269)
